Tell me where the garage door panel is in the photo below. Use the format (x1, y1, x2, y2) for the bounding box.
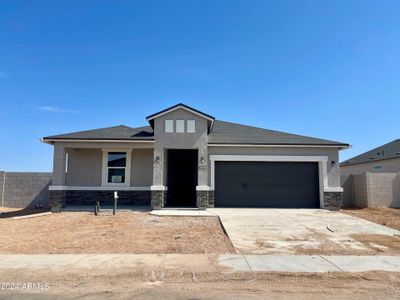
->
(215, 161, 319, 208)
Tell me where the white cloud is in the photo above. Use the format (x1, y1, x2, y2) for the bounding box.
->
(33, 105, 79, 113)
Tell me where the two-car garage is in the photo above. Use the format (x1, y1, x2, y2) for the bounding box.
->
(214, 161, 321, 208)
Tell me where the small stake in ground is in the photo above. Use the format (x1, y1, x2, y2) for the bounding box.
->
(95, 201, 100, 215)
(113, 191, 118, 215)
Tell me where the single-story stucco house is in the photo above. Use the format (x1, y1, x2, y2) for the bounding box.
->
(341, 139, 400, 177)
(43, 103, 349, 212)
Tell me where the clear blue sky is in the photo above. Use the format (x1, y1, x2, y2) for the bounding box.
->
(1, 1, 399, 171)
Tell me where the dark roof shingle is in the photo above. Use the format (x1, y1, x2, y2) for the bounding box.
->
(43, 125, 154, 141)
(44, 120, 348, 147)
(208, 120, 347, 146)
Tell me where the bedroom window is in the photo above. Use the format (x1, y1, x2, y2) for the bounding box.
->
(176, 120, 185, 133)
(102, 150, 131, 186)
(187, 120, 195, 133)
(107, 152, 126, 183)
(165, 120, 174, 133)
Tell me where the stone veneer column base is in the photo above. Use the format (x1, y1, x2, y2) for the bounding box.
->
(196, 190, 215, 209)
(50, 190, 66, 213)
(50, 190, 151, 212)
(196, 191, 208, 210)
(324, 192, 343, 210)
(207, 190, 215, 208)
(151, 190, 166, 210)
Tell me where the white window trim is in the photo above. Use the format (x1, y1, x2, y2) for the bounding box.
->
(102, 149, 132, 187)
(176, 120, 185, 133)
(209, 155, 331, 209)
(187, 120, 196, 133)
(165, 120, 174, 133)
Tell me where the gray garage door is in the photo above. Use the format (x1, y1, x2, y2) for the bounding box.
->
(215, 161, 320, 208)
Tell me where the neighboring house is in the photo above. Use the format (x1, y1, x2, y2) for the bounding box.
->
(341, 139, 400, 177)
(42, 103, 349, 212)
(340, 139, 400, 208)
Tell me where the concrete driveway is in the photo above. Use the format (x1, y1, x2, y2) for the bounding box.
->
(209, 208, 400, 255)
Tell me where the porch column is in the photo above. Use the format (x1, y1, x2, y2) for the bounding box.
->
(151, 146, 166, 209)
(196, 147, 210, 209)
(52, 144, 66, 185)
(50, 144, 67, 212)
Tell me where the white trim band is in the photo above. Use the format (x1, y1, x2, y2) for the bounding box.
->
(209, 155, 328, 162)
(324, 187, 344, 193)
(196, 185, 213, 191)
(49, 185, 151, 191)
(150, 185, 168, 191)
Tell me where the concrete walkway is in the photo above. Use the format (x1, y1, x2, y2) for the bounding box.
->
(151, 209, 216, 217)
(0, 254, 399, 273)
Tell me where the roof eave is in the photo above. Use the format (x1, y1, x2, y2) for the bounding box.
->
(42, 138, 155, 143)
(208, 143, 350, 149)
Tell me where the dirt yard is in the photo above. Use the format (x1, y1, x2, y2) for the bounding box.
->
(0, 211, 234, 254)
(344, 208, 400, 231)
(1, 268, 399, 299)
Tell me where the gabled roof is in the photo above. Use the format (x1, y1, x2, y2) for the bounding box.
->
(43, 120, 348, 148)
(208, 120, 348, 147)
(341, 139, 400, 166)
(146, 103, 215, 131)
(43, 125, 154, 142)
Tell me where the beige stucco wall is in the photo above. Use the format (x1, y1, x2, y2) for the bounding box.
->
(59, 144, 153, 187)
(208, 146, 341, 188)
(66, 149, 102, 186)
(130, 148, 153, 186)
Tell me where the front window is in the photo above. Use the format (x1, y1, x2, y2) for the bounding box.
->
(107, 152, 126, 183)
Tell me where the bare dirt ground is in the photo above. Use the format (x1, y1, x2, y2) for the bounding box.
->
(344, 207, 400, 231)
(0, 211, 234, 254)
(1, 268, 399, 299)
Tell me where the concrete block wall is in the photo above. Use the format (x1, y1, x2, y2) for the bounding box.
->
(368, 173, 400, 207)
(352, 173, 369, 208)
(342, 172, 400, 208)
(0, 172, 52, 209)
